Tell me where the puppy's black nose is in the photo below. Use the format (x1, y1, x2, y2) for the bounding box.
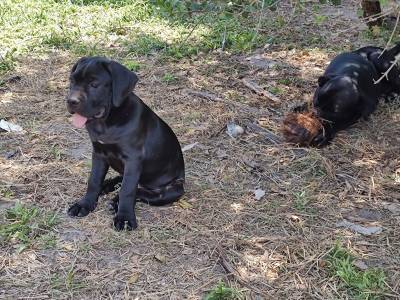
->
(67, 97, 80, 106)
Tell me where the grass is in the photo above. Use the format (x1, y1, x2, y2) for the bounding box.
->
(161, 72, 177, 83)
(293, 190, 310, 212)
(0, 50, 16, 75)
(0, 0, 282, 70)
(0, 186, 14, 198)
(0, 202, 59, 252)
(204, 281, 243, 300)
(327, 244, 387, 300)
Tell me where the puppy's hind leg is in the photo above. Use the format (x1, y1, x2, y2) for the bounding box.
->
(101, 176, 123, 195)
(137, 180, 184, 206)
(359, 93, 379, 120)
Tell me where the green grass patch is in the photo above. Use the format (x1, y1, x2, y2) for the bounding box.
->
(327, 243, 387, 300)
(204, 281, 243, 300)
(0, 0, 277, 63)
(123, 60, 141, 72)
(0, 50, 16, 75)
(50, 268, 86, 293)
(161, 72, 177, 84)
(0, 202, 59, 252)
(293, 190, 310, 211)
(0, 186, 14, 198)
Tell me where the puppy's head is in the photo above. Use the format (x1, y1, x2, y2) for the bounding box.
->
(313, 75, 358, 122)
(67, 57, 138, 128)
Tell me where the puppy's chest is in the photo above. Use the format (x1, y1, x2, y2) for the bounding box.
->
(87, 122, 120, 144)
(93, 142, 127, 162)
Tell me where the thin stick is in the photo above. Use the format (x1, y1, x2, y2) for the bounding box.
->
(379, 10, 400, 58)
(374, 53, 400, 84)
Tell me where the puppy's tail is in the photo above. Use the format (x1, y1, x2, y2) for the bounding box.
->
(101, 176, 123, 195)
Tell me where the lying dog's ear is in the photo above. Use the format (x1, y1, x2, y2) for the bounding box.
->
(107, 61, 138, 107)
(317, 75, 330, 87)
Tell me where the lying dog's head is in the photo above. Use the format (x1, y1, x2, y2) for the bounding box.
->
(313, 75, 359, 123)
(67, 57, 138, 128)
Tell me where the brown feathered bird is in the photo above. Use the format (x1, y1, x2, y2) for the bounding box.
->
(282, 111, 324, 146)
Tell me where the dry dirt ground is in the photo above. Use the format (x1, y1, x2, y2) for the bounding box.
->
(1, 1, 400, 299)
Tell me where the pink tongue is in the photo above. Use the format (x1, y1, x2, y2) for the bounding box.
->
(71, 113, 88, 128)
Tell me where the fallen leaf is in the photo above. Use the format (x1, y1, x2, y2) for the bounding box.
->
(254, 188, 265, 200)
(178, 199, 193, 209)
(61, 243, 75, 251)
(319, 260, 327, 268)
(0, 119, 23, 133)
(336, 220, 382, 236)
(154, 254, 166, 263)
(289, 215, 301, 222)
(182, 142, 198, 152)
(128, 273, 140, 284)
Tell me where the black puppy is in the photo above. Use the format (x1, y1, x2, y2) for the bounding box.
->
(355, 44, 400, 95)
(309, 52, 382, 146)
(66, 57, 185, 231)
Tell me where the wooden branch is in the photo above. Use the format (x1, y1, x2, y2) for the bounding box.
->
(379, 10, 400, 58)
(246, 123, 282, 144)
(184, 89, 260, 114)
(242, 78, 280, 103)
(374, 53, 400, 84)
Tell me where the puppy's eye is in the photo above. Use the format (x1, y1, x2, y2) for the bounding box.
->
(90, 82, 99, 88)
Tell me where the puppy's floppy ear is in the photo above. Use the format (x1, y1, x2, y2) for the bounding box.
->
(317, 75, 330, 87)
(71, 57, 89, 74)
(107, 61, 138, 107)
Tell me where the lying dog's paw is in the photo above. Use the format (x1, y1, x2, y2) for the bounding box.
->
(113, 213, 137, 231)
(68, 202, 94, 217)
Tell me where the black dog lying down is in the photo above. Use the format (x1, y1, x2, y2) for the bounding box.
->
(66, 57, 185, 231)
(296, 44, 400, 147)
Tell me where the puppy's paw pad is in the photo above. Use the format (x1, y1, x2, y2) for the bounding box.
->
(113, 215, 137, 231)
(68, 203, 90, 217)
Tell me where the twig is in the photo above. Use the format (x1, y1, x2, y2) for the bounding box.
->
(246, 122, 281, 144)
(379, 10, 400, 58)
(184, 89, 260, 114)
(374, 53, 400, 84)
(242, 78, 281, 103)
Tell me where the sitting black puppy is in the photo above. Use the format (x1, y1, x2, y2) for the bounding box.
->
(66, 57, 185, 231)
(309, 52, 382, 146)
(355, 44, 400, 95)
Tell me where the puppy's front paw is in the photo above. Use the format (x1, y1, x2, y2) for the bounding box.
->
(68, 202, 94, 217)
(113, 213, 137, 231)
